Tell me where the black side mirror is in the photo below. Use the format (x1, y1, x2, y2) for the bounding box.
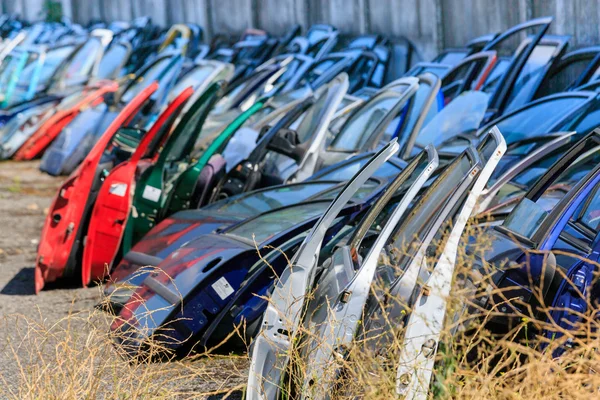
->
(267, 128, 304, 163)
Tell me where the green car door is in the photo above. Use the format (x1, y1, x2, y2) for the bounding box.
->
(162, 100, 266, 217)
(127, 81, 226, 247)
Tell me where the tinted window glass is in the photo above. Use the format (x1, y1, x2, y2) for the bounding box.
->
(202, 182, 334, 218)
(571, 100, 600, 134)
(504, 44, 558, 112)
(408, 64, 450, 78)
(374, 153, 474, 286)
(164, 96, 214, 163)
(495, 97, 587, 144)
(537, 56, 592, 98)
(295, 83, 340, 142)
(481, 58, 511, 94)
(297, 58, 341, 87)
(397, 81, 438, 149)
(227, 202, 329, 243)
(503, 145, 600, 239)
(37, 47, 74, 87)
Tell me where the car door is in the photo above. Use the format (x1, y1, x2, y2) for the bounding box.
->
(501, 35, 570, 114)
(247, 139, 400, 400)
(81, 87, 195, 286)
(206, 74, 350, 204)
(395, 127, 506, 399)
(0, 48, 42, 108)
(542, 182, 600, 357)
(129, 82, 226, 244)
(481, 17, 554, 122)
(296, 145, 439, 398)
(397, 73, 442, 159)
(477, 91, 597, 145)
(35, 82, 158, 293)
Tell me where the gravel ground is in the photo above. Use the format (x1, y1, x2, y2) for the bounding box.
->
(0, 161, 246, 399)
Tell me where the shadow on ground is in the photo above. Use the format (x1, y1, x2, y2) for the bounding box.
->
(1, 267, 81, 295)
(1, 267, 35, 295)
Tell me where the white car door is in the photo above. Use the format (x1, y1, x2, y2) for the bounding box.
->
(396, 126, 506, 399)
(247, 139, 400, 400)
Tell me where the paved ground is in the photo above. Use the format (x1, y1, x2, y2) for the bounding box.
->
(0, 161, 245, 399)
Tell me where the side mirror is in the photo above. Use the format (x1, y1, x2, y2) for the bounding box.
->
(266, 128, 304, 163)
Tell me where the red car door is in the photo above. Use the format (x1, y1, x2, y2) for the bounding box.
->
(35, 82, 159, 293)
(81, 86, 195, 286)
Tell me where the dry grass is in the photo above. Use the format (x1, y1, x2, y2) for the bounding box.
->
(0, 291, 248, 399)
(1, 222, 599, 399)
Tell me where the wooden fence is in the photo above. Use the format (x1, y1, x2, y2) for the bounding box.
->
(3, 0, 600, 59)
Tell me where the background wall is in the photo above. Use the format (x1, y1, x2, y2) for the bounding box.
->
(4, 0, 600, 60)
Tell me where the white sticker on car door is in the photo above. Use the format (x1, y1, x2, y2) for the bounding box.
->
(211, 277, 234, 300)
(142, 185, 162, 202)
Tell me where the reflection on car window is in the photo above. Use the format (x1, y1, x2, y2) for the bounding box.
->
(417, 91, 488, 148)
(504, 44, 558, 113)
(495, 97, 586, 144)
(436, 51, 468, 66)
(203, 182, 334, 218)
(329, 90, 405, 151)
(572, 99, 600, 134)
(503, 197, 548, 239)
(227, 201, 329, 243)
(314, 180, 379, 202)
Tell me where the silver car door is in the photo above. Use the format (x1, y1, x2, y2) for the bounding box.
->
(298, 145, 439, 399)
(247, 139, 400, 400)
(287, 73, 349, 182)
(303, 144, 484, 398)
(396, 126, 506, 399)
